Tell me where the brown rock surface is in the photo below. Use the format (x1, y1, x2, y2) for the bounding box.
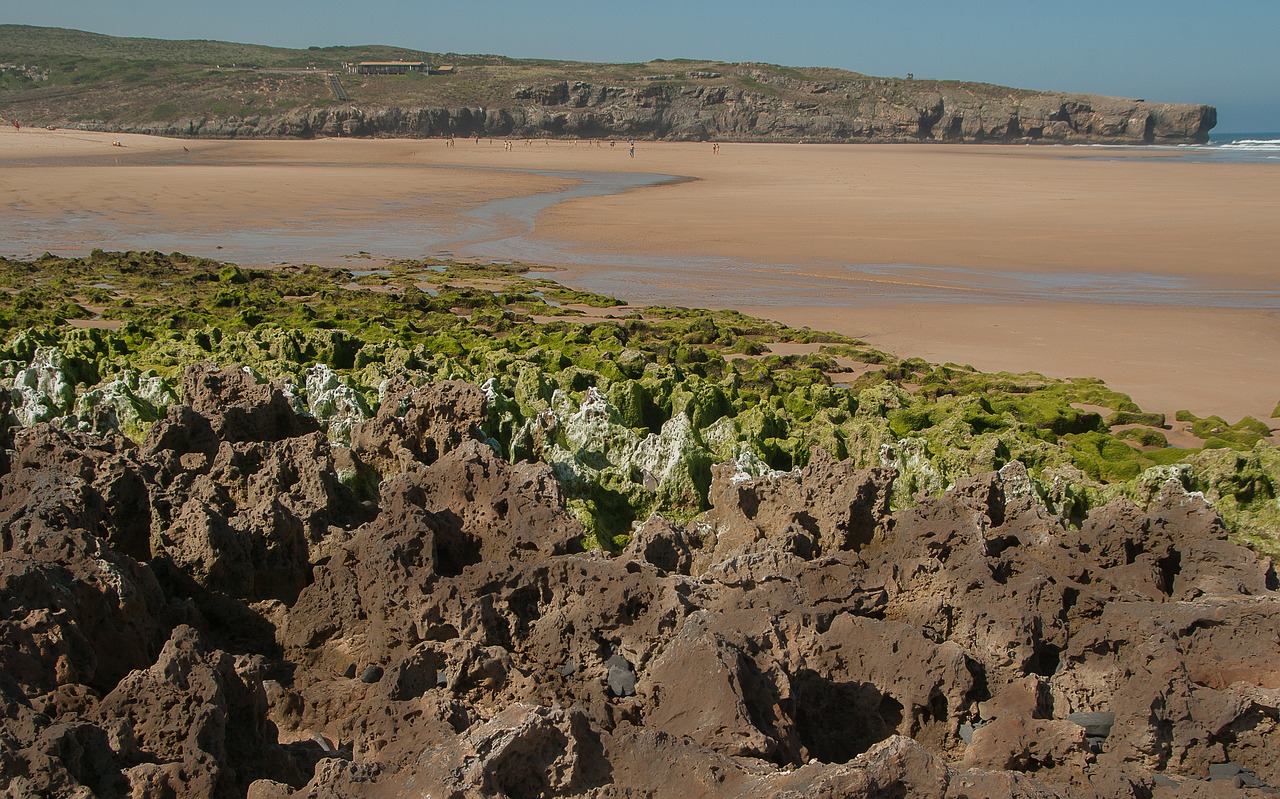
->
(0, 443, 166, 696)
(348, 378, 487, 478)
(2, 366, 1277, 798)
(142, 364, 367, 603)
(83, 80, 1216, 145)
(701, 448, 895, 562)
(180, 363, 319, 444)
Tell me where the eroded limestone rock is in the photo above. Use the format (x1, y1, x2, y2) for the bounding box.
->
(4, 368, 1278, 799)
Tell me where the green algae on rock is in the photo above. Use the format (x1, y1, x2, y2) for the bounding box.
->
(1, 251, 1276, 555)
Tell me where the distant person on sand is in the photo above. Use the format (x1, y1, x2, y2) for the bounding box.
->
(629, 141, 635, 158)
(12, 121, 18, 131)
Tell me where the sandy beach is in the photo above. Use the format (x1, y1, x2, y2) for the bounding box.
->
(2, 127, 1277, 422)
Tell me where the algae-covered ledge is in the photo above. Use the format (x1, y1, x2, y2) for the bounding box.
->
(1, 250, 1276, 555)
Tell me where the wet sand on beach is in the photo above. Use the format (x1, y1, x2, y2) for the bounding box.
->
(2, 127, 1277, 422)
(1, 130, 572, 239)
(536, 142, 1279, 283)
(737, 302, 1280, 422)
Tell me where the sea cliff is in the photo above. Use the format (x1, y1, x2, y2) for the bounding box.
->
(79, 80, 1216, 144)
(0, 26, 1215, 144)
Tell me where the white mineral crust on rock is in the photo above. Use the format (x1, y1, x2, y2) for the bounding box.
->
(305, 364, 372, 442)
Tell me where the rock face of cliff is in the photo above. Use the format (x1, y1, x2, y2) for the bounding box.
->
(84, 77, 1216, 144)
(2, 364, 1277, 798)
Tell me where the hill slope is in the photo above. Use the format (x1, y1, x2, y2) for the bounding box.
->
(0, 25, 1214, 142)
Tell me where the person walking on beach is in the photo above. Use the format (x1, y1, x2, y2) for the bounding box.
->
(629, 141, 635, 158)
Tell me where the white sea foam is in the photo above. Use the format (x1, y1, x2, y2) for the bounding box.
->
(1217, 138, 1280, 151)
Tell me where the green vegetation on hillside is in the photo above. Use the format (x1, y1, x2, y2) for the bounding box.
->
(1, 251, 1275, 555)
(0, 25, 467, 69)
(0, 24, 1040, 130)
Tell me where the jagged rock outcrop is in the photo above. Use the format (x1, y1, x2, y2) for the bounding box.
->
(142, 363, 365, 603)
(95, 625, 311, 798)
(74, 78, 1215, 144)
(2, 366, 1277, 798)
(701, 447, 895, 561)
(0, 455, 166, 696)
(179, 362, 318, 444)
(348, 377, 486, 478)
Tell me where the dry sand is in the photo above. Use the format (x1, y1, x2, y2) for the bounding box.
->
(2, 126, 1277, 423)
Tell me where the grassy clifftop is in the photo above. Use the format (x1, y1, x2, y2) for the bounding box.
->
(0, 23, 920, 118)
(0, 25, 1213, 142)
(0, 24, 845, 115)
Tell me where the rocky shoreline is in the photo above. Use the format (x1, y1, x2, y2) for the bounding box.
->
(67, 81, 1215, 144)
(5, 253, 1278, 555)
(2, 252, 1278, 797)
(2, 363, 1277, 798)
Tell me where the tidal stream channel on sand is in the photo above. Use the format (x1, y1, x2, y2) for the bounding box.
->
(6, 161, 1280, 312)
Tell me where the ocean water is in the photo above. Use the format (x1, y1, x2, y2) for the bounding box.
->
(1068, 132, 1280, 163)
(1166, 131, 1280, 163)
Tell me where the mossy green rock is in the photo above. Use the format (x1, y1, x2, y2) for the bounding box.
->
(3, 251, 1279, 554)
(74, 369, 177, 438)
(6, 347, 79, 426)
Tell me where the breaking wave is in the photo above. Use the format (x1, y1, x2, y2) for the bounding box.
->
(1215, 137, 1280, 151)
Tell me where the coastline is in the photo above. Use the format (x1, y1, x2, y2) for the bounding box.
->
(2, 127, 1277, 423)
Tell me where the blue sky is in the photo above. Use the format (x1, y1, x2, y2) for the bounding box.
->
(7, 0, 1279, 131)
